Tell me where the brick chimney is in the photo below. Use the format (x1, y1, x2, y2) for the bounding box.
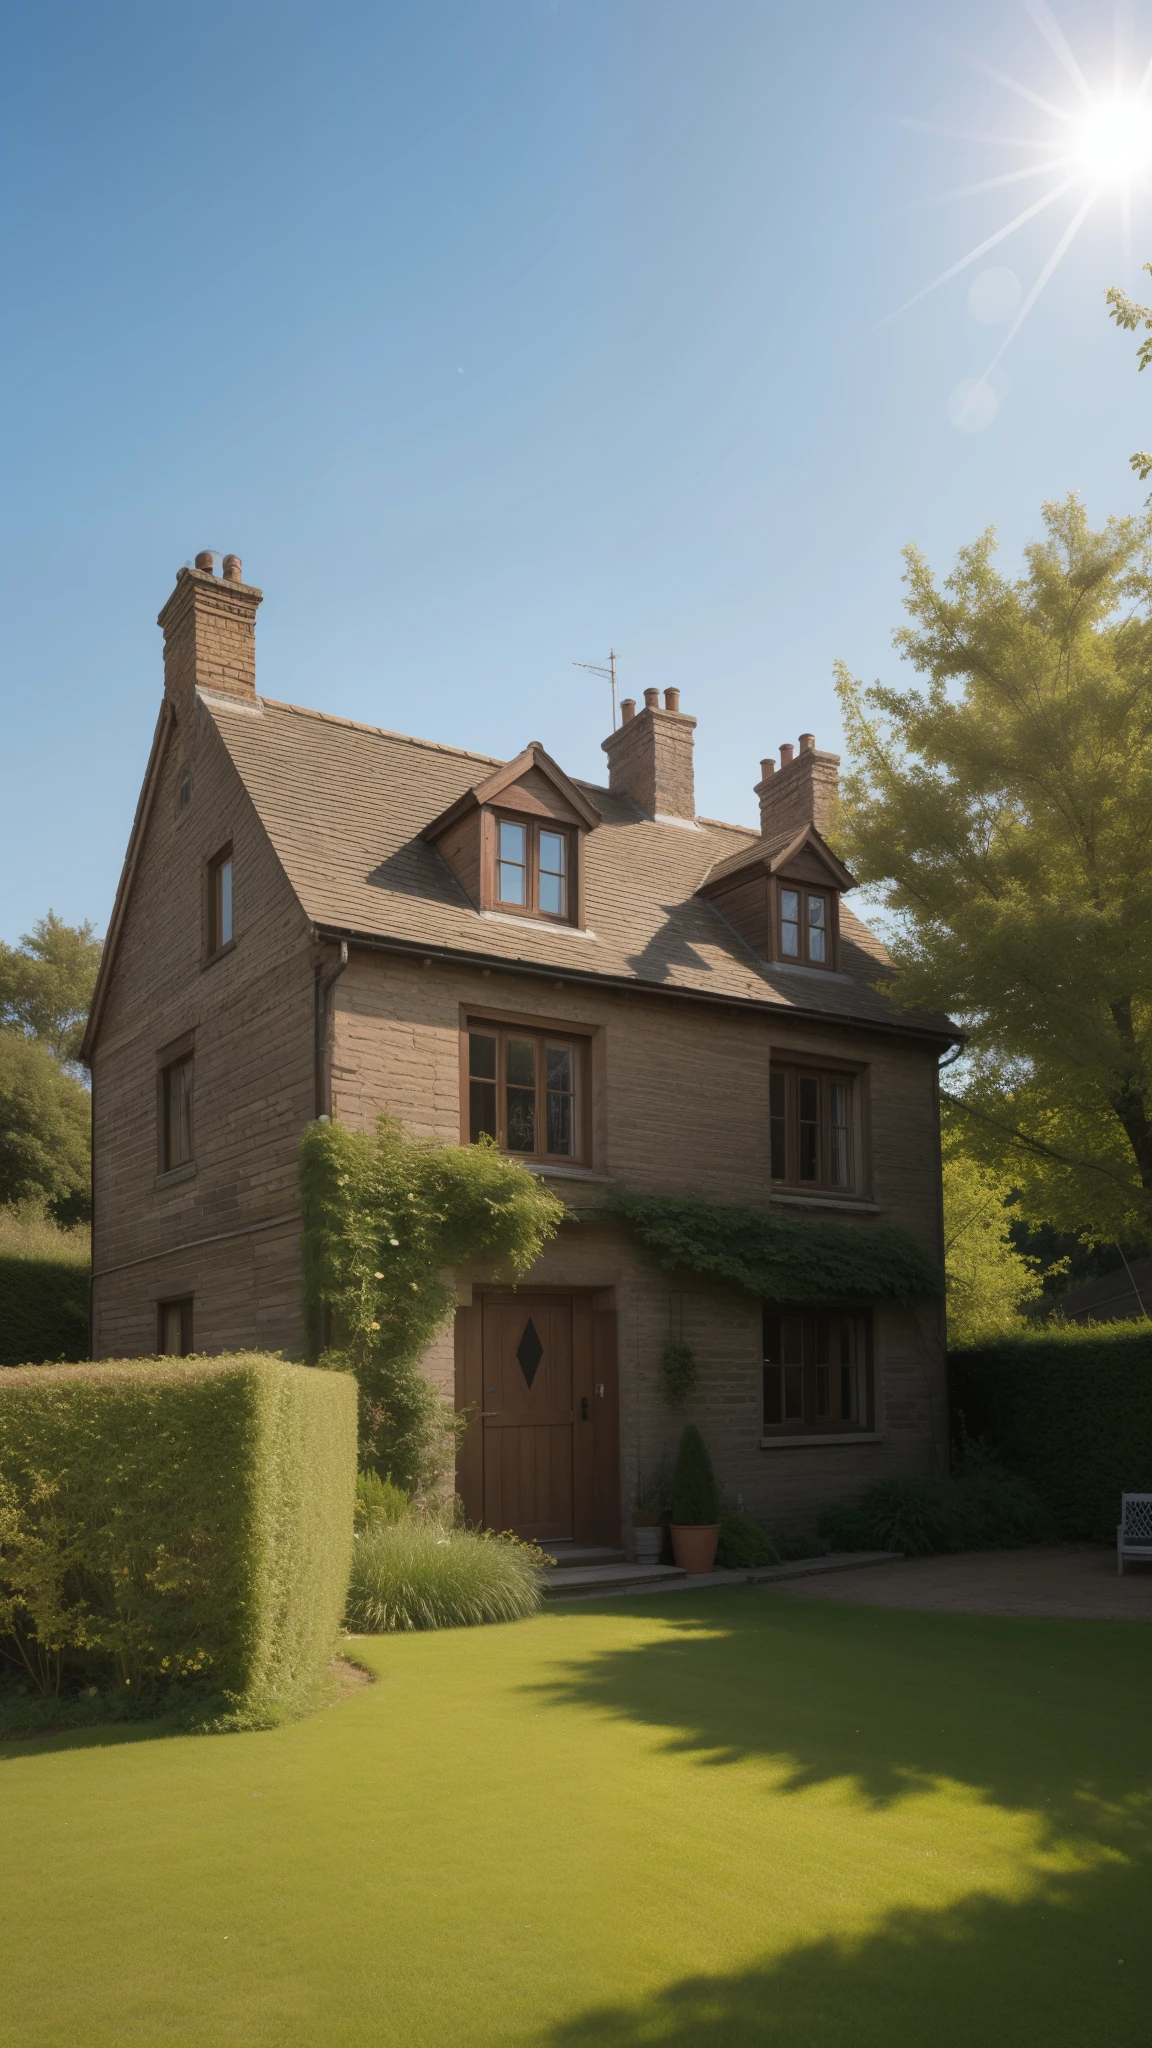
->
(755, 732, 839, 839)
(601, 687, 696, 822)
(157, 551, 262, 730)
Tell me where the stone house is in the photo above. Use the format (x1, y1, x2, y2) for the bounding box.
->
(82, 553, 958, 1545)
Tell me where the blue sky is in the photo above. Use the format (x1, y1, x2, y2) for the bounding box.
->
(4, 0, 1152, 942)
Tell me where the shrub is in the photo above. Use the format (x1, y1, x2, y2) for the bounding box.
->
(670, 1424, 720, 1525)
(346, 1521, 546, 1632)
(0, 1355, 357, 1727)
(818, 1469, 1055, 1558)
(773, 1530, 831, 1563)
(355, 1469, 410, 1530)
(0, 1208, 89, 1366)
(950, 1324, 1152, 1541)
(715, 1512, 779, 1569)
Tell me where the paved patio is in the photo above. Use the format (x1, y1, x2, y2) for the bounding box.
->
(776, 1544, 1152, 1623)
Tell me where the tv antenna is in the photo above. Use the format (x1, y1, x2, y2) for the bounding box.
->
(573, 650, 618, 730)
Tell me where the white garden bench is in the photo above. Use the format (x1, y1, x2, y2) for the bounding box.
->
(1117, 1493, 1152, 1575)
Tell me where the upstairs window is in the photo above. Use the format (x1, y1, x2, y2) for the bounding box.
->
(779, 885, 829, 966)
(160, 1052, 195, 1173)
(494, 816, 571, 922)
(467, 1024, 584, 1163)
(763, 1308, 873, 1437)
(207, 845, 233, 956)
(770, 1067, 854, 1191)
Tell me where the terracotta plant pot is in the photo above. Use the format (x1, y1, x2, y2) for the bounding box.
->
(632, 1521, 665, 1565)
(670, 1523, 721, 1574)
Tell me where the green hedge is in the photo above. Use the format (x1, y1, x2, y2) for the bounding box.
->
(0, 1252, 89, 1365)
(949, 1325, 1152, 1543)
(0, 1354, 357, 1726)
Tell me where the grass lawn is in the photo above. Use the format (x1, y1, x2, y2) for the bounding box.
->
(3, 1588, 1150, 2047)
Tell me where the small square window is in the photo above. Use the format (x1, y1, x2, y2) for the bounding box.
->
(491, 814, 575, 923)
(777, 883, 832, 967)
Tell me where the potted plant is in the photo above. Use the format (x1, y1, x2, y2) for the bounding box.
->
(669, 1423, 721, 1573)
(632, 1460, 670, 1564)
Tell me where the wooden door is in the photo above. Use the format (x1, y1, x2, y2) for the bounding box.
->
(480, 1294, 574, 1541)
(455, 1292, 620, 1545)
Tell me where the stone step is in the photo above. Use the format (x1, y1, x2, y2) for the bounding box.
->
(543, 1561, 687, 1599)
(545, 1545, 626, 1571)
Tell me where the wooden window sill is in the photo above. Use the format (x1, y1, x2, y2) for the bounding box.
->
(770, 1190, 881, 1214)
(761, 1431, 883, 1449)
(477, 909, 599, 941)
(156, 1162, 197, 1188)
(524, 1163, 613, 1182)
(202, 939, 237, 971)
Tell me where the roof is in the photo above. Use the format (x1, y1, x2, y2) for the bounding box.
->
(1055, 1258, 1152, 1324)
(199, 691, 957, 1043)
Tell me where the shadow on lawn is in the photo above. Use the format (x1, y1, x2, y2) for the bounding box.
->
(532, 1591, 1152, 2047)
(541, 1862, 1150, 2048)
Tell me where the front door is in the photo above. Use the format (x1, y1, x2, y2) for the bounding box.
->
(455, 1291, 620, 1545)
(480, 1294, 575, 1542)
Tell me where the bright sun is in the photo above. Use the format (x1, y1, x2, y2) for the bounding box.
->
(1073, 98, 1152, 186)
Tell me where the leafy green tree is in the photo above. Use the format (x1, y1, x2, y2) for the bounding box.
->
(1106, 264, 1152, 481)
(0, 913, 102, 1070)
(941, 1130, 1044, 1346)
(0, 1032, 90, 1222)
(835, 495, 1152, 1243)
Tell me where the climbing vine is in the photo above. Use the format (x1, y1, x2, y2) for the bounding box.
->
(300, 1118, 564, 1491)
(601, 1191, 941, 1303)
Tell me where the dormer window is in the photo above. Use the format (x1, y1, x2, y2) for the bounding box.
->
(494, 815, 572, 922)
(779, 885, 829, 967)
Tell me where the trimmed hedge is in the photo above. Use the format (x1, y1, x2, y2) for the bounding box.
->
(949, 1324, 1152, 1543)
(0, 1354, 357, 1725)
(0, 1251, 89, 1366)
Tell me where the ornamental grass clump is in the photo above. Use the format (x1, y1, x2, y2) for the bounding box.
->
(347, 1519, 547, 1633)
(670, 1423, 720, 1526)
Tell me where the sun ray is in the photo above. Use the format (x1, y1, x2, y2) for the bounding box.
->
(887, 175, 1081, 322)
(897, 118, 1060, 150)
(965, 54, 1079, 126)
(888, 157, 1073, 213)
(1021, 0, 1094, 105)
(981, 189, 1099, 380)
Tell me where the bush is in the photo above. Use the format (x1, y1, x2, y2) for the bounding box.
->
(818, 1469, 1056, 1558)
(670, 1424, 720, 1525)
(950, 1324, 1152, 1541)
(715, 1512, 779, 1569)
(347, 1521, 546, 1632)
(0, 1209, 89, 1366)
(354, 1470, 410, 1531)
(0, 1355, 357, 1728)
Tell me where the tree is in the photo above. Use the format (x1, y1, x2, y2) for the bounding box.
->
(941, 1129, 1043, 1346)
(0, 1031, 90, 1222)
(1106, 265, 1152, 482)
(0, 913, 102, 1071)
(835, 495, 1152, 1244)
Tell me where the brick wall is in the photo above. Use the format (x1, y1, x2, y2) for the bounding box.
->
(331, 950, 947, 1530)
(91, 697, 315, 1359)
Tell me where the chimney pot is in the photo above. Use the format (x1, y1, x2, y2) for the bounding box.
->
(664, 687, 681, 713)
(194, 551, 215, 574)
(756, 730, 840, 839)
(603, 686, 697, 820)
(222, 553, 242, 584)
(620, 697, 636, 722)
(800, 732, 815, 752)
(760, 757, 775, 779)
(643, 688, 660, 711)
(779, 742, 795, 768)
